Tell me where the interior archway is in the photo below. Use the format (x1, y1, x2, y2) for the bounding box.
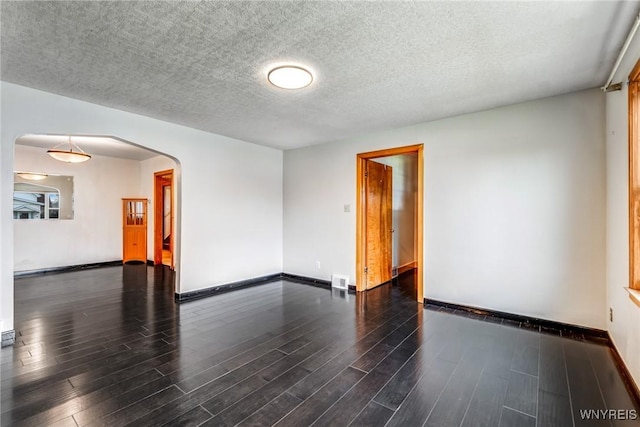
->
(12, 134, 182, 293)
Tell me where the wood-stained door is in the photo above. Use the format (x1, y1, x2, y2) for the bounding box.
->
(364, 159, 393, 290)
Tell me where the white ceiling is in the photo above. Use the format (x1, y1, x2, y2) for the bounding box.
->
(2, 1, 638, 151)
(15, 134, 160, 161)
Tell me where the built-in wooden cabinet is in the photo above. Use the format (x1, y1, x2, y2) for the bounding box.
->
(123, 198, 147, 263)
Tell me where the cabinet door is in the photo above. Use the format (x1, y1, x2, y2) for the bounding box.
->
(123, 199, 147, 263)
(125, 200, 146, 226)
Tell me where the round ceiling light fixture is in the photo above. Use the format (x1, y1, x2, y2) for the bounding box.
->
(267, 65, 313, 89)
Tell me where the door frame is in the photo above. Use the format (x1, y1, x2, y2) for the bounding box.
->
(629, 59, 640, 290)
(356, 144, 424, 303)
(154, 169, 174, 268)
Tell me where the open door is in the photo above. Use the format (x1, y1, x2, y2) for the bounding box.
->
(364, 159, 393, 289)
(356, 144, 424, 303)
(154, 169, 173, 268)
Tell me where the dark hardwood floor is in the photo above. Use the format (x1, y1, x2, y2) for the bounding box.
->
(1, 265, 638, 426)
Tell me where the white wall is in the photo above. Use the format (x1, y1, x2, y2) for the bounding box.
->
(284, 88, 606, 329)
(605, 39, 640, 391)
(13, 145, 140, 271)
(0, 82, 284, 333)
(139, 155, 178, 261)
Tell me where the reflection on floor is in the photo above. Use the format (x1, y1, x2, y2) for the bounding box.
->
(393, 268, 418, 300)
(162, 249, 172, 267)
(2, 265, 638, 426)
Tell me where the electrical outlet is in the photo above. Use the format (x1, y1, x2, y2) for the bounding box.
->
(610, 307, 613, 322)
(316, 261, 321, 270)
(344, 204, 350, 213)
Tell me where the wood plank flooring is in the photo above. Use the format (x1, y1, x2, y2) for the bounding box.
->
(1, 264, 638, 426)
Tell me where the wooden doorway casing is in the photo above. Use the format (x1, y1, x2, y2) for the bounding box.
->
(629, 59, 640, 291)
(154, 169, 174, 268)
(356, 144, 424, 303)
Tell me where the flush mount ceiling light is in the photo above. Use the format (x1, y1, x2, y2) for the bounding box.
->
(17, 172, 48, 181)
(47, 136, 91, 163)
(267, 65, 313, 89)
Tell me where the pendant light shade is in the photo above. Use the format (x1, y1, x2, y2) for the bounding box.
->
(47, 136, 91, 163)
(17, 172, 48, 180)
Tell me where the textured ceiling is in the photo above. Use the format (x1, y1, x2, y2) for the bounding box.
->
(2, 1, 638, 150)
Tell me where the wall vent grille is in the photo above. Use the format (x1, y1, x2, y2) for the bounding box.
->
(331, 274, 349, 290)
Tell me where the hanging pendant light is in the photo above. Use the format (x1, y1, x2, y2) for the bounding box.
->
(47, 136, 91, 163)
(17, 172, 48, 180)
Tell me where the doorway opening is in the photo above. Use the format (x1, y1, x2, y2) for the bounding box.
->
(154, 169, 174, 269)
(9, 135, 182, 347)
(356, 144, 424, 303)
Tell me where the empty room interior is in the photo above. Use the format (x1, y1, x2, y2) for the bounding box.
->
(2, 2, 640, 426)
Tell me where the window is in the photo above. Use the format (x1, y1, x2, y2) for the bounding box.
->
(48, 193, 59, 219)
(629, 59, 640, 290)
(13, 191, 60, 220)
(13, 192, 44, 219)
(13, 173, 74, 220)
